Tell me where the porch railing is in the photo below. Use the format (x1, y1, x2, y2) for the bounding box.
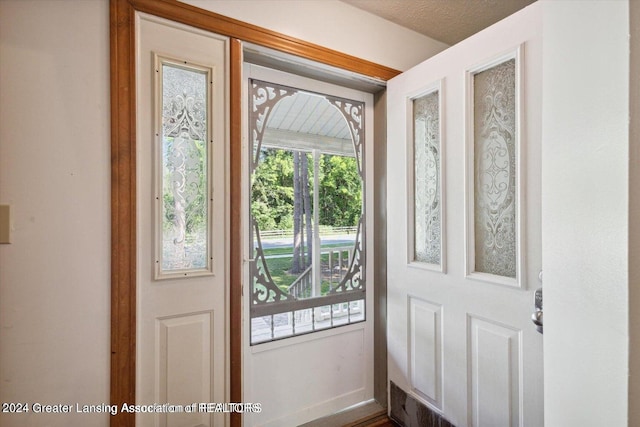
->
(286, 246, 354, 298)
(287, 265, 312, 298)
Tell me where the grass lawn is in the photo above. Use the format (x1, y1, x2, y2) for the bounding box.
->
(261, 242, 353, 257)
(263, 256, 297, 291)
(264, 246, 353, 295)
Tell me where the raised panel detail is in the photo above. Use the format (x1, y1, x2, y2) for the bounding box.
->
(157, 311, 213, 427)
(408, 297, 442, 408)
(468, 316, 521, 427)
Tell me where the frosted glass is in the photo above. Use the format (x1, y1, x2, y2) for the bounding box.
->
(473, 59, 516, 278)
(160, 64, 209, 272)
(413, 91, 441, 265)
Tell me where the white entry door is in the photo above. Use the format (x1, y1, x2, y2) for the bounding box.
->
(387, 5, 543, 427)
(242, 64, 375, 426)
(136, 13, 228, 427)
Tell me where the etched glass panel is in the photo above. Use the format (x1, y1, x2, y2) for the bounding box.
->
(160, 63, 209, 272)
(413, 91, 441, 265)
(473, 59, 517, 278)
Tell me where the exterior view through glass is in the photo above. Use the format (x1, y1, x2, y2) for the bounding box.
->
(249, 80, 365, 344)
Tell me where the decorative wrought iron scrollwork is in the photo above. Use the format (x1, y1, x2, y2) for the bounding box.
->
(329, 218, 364, 294)
(248, 78, 367, 343)
(326, 96, 364, 179)
(325, 96, 365, 291)
(250, 80, 295, 172)
(251, 219, 293, 305)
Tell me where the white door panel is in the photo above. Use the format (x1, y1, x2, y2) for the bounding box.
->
(387, 4, 542, 426)
(136, 14, 228, 427)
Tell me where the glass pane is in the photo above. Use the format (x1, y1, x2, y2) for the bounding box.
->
(251, 148, 312, 299)
(413, 91, 441, 265)
(251, 150, 362, 300)
(272, 312, 294, 339)
(248, 80, 366, 344)
(160, 63, 209, 272)
(350, 299, 365, 322)
(473, 59, 517, 278)
(294, 309, 314, 334)
(314, 306, 333, 331)
(251, 315, 273, 344)
(318, 154, 361, 295)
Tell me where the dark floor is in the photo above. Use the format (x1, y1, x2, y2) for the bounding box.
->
(366, 419, 400, 427)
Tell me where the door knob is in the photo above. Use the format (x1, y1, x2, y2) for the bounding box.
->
(531, 287, 543, 334)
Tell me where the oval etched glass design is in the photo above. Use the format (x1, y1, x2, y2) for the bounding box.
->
(477, 130, 510, 207)
(413, 91, 441, 265)
(160, 63, 209, 272)
(473, 59, 516, 278)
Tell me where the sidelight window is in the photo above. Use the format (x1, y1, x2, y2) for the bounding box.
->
(154, 57, 214, 279)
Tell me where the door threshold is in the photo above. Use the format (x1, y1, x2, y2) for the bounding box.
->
(298, 400, 393, 427)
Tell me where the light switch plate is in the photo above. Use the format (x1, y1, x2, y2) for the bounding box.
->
(0, 205, 11, 244)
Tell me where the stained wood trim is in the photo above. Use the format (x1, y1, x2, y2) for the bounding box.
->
(110, 1, 400, 426)
(110, 0, 136, 426)
(229, 37, 243, 427)
(129, 0, 400, 81)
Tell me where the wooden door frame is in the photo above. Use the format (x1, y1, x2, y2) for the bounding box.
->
(109, 1, 400, 425)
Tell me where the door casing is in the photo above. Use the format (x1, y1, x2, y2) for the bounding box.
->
(109, 1, 400, 426)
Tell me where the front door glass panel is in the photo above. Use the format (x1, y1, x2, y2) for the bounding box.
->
(249, 80, 365, 344)
(473, 59, 517, 278)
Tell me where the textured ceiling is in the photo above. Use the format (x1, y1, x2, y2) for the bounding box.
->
(340, 0, 537, 45)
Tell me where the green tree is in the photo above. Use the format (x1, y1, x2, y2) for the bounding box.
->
(319, 155, 362, 227)
(251, 150, 362, 232)
(251, 149, 295, 231)
(162, 137, 208, 234)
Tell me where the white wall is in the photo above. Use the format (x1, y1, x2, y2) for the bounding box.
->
(8, 1, 633, 425)
(180, 0, 449, 72)
(0, 0, 111, 426)
(542, 1, 630, 425)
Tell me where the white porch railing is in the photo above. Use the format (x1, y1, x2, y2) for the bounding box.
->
(287, 265, 312, 298)
(286, 246, 354, 298)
